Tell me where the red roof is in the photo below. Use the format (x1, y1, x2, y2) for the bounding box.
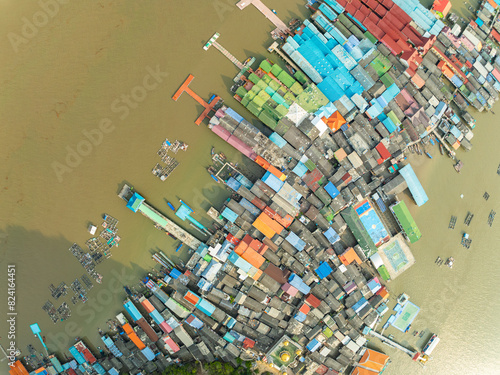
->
(305, 294, 321, 308)
(375, 143, 391, 160)
(433, 0, 450, 12)
(299, 303, 311, 314)
(243, 337, 256, 349)
(491, 29, 500, 43)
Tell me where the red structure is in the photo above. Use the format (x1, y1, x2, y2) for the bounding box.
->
(335, 0, 436, 72)
(172, 74, 221, 125)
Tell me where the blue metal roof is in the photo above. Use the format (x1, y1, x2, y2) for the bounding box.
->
(325, 181, 340, 199)
(324, 227, 340, 244)
(315, 261, 333, 279)
(399, 164, 429, 206)
(292, 162, 308, 177)
(269, 132, 287, 148)
(221, 207, 238, 223)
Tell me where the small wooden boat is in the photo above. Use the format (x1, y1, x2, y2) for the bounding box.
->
(439, 143, 444, 155)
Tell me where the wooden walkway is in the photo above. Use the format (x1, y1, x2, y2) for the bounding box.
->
(172, 74, 220, 125)
(236, 0, 290, 33)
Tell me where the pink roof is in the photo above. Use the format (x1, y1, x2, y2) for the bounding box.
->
(282, 282, 299, 297)
(162, 336, 180, 352)
(159, 321, 173, 333)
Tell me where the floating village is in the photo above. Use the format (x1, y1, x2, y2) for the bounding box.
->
(8, 0, 500, 374)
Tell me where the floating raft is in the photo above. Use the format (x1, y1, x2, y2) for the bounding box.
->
(488, 210, 496, 227)
(464, 212, 474, 226)
(461, 236, 472, 249)
(483, 192, 490, 201)
(449, 216, 457, 229)
(497, 163, 500, 175)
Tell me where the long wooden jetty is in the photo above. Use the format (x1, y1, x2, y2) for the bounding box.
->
(118, 184, 202, 250)
(236, 0, 290, 34)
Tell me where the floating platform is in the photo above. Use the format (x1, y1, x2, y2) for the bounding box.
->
(454, 160, 463, 173)
(449, 215, 457, 229)
(464, 212, 474, 226)
(483, 192, 490, 201)
(461, 233, 472, 249)
(488, 210, 496, 227)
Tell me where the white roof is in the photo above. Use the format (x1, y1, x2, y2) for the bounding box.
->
(285, 103, 309, 125)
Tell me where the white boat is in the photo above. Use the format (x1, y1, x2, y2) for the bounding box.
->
(88, 224, 97, 235)
(422, 334, 440, 356)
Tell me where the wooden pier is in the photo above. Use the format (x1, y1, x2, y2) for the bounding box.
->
(236, 0, 290, 34)
(449, 215, 457, 229)
(172, 74, 221, 125)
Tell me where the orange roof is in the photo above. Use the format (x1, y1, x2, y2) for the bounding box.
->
(252, 217, 276, 238)
(123, 323, 134, 335)
(249, 239, 263, 251)
(299, 303, 311, 314)
(274, 213, 293, 228)
(323, 111, 346, 131)
(268, 165, 286, 181)
(255, 155, 271, 170)
(9, 361, 29, 375)
(184, 291, 200, 305)
(235, 241, 249, 256)
(359, 348, 390, 372)
(241, 247, 266, 268)
(258, 244, 268, 255)
(351, 367, 379, 375)
(452, 141, 460, 149)
(257, 212, 284, 235)
(141, 299, 155, 313)
(377, 287, 390, 300)
(339, 247, 362, 265)
(487, 0, 498, 9)
(411, 74, 425, 89)
(334, 148, 347, 161)
(252, 269, 263, 280)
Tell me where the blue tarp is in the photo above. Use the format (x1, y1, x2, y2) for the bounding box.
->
(315, 261, 333, 279)
(325, 181, 340, 199)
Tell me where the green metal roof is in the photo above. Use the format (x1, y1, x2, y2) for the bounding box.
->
(377, 265, 391, 281)
(391, 201, 421, 243)
(341, 206, 378, 257)
(380, 73, 394, 88)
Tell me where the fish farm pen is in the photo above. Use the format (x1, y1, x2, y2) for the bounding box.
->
(449, 215, 457, 229)
(488, 210, 496, 226)
(464, 212, 474, 226)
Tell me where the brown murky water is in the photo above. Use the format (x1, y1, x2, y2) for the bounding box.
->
(0, 1, 498, 374)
